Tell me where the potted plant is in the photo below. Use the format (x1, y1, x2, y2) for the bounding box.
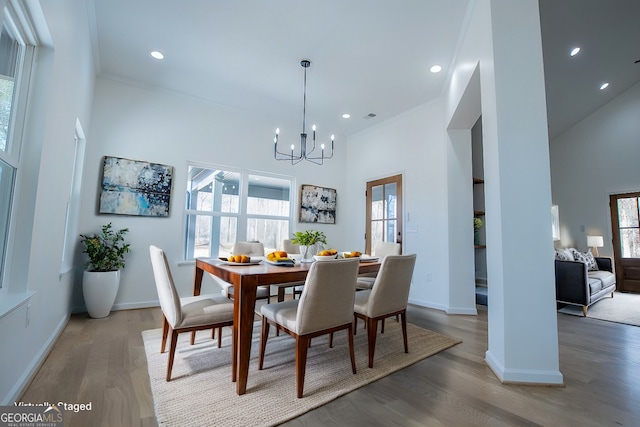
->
(474, 217, 483, 246)
(291, 230, 327, 262)
(80, 223, 130, 318)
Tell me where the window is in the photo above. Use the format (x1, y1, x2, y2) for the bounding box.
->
(0, 16, 28, 288)
(185, 165, 293, 260)
(615, 195, 640, 258)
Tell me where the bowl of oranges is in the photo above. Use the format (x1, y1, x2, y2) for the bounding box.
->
(314, 249, 338, 261)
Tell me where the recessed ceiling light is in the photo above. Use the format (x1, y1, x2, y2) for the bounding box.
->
(599, 82, 609, 90)
(150, 51, 164, 60)
(570, 47, 581, 57)
(342, 113, 351, 119)
(430, 65, 442, 73)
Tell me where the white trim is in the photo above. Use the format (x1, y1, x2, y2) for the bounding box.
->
(485, 350, 564, 385)
(0, 304, 65, 405)
(0, 289, 34, 320)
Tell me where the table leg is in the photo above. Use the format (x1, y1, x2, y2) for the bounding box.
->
(235, 276, 258, 395)
(193, 266, 204, 296)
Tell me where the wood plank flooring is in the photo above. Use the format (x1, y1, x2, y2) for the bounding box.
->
(18, 303, 640, 426)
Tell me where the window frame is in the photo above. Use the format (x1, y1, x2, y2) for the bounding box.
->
(0, 5, 34, 291)
(184, 162, 295, 261)
(0, 0, 45, 315)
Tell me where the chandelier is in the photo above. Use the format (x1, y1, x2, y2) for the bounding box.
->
(273, 60, 334, 165)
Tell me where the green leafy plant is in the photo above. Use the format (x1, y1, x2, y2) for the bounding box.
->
(291, 230, 327, 247)
(474, 217, 483, 231)
(80, 223, 130, 272)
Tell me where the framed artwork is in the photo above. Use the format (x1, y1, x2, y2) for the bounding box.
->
(99, 156, 173, 217)
(299, 184, 336, 224)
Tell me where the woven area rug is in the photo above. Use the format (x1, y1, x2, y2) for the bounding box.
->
(142, 319, 461, 426)
(558, 291, 640, 326)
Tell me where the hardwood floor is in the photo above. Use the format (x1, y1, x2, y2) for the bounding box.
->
(19, 303, 640, 426)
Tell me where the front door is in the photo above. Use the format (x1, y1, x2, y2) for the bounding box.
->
(610, 192, 640, 293)
(365, 174, 403, 255)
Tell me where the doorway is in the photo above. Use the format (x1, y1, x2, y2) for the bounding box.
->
(610, 192, 640, 293)
(365, 174, 403, 255)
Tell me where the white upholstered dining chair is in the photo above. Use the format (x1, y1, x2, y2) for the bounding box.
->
(275, 239, 305, 301)
(353, 254, 417, 368)
(149, 245, 234, 381)
(216, 241, 272, 302)
(356, 241, 402, 290)
(258, 258, 360, 398)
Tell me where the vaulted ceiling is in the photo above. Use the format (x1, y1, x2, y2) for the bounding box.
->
(89, 0, 640, 140)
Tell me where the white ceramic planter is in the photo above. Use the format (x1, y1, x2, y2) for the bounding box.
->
(83, 270, 121, 318)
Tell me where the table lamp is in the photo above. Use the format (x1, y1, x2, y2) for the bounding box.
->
(587, 235, 604, 256)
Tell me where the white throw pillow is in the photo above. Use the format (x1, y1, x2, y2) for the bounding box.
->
(555, 248, 574, 261)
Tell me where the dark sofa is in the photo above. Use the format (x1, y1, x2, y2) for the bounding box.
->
(555, 257, 616, 316)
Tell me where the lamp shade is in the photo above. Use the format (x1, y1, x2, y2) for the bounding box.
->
(587, 235, 604, 248)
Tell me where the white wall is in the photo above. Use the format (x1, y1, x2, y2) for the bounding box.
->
(344, 101, 455, 311)
(78, 77, 349, 309)
(0, 0, 96, 404)
(550, 81, 640, 254)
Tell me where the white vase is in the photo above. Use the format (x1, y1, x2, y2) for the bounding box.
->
(299, 244, 317, 262)
(83, 270, 121, 318)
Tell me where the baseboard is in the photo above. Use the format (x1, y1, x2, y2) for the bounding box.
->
(408, 298, 478, 315)
(2, 314, 69, 405)
(485, 350, 564, 385)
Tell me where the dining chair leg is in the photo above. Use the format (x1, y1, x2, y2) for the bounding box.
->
(296, 335, 311, 398)
(353, 316, 358, 335)
(161, 316, 169, 353)
(190, 331, 196, 345)
(217, 327, 223, 348)
(166, 330, 179, 381)
(347, 325, 357, 374)
(381, 318, 385, 334)
(328, 332, 333, 348)
(258, 318, 270, 370)
(212, 328, 216, 340)
(401, 311, 408, 353)
(367, 318, 378, 368)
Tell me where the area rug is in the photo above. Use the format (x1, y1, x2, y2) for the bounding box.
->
(558, 291, 640, 326)
(142, 320, 461, 426)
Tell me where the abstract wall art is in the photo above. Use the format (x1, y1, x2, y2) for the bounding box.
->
(99, 156, 174, 217)
(299, 184, 336, 224)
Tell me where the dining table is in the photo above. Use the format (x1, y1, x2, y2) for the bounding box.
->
(193, 257, 382, 395)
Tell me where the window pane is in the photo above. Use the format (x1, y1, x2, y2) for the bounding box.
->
(186, 167, 240, 213)
(247, 218, 289, 254)
(247, 174, 290, 216)
(384, 183, 397, 220)
(621, 229, 640, 258)
(185, 214, 237, 259)
(0, 158, 15, 283)
(618, 197, 639, 228)
(371, 220, 383, 245)
(384, 220, 397, 243)
(0, 26, 19, 153)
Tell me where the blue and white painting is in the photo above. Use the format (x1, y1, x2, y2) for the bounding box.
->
(299, 184, 336, 224)
(99, 156, 173, 217)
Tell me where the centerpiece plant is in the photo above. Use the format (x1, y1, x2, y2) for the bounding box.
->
(291, 230, 327, 261)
